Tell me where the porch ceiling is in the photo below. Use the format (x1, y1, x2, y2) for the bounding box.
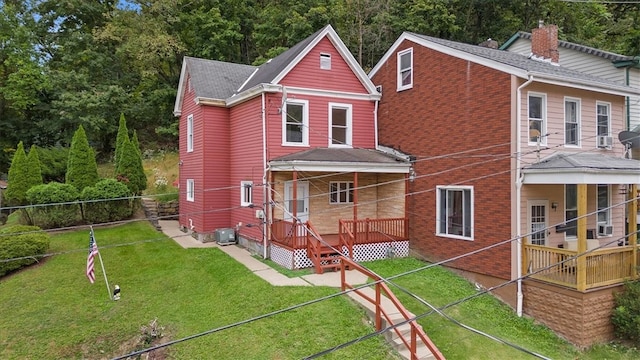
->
(522, 152, 640, 184)
(269, 148, 411, 173)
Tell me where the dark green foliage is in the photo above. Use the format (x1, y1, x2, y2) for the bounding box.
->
(25, 145, 43, 188)
(4, 142, 29, 206)
(114, 113, 129, 169)
(65, 125, 99, 192)
(38, 147, 69, 183)
(81, 178, 132, 223)
(116, 138, 146, 195)
(612, 280, 640, 344)
(0, 225, 50, 277)
(25, 182, 81, 229)
(131, 129, 141, 157)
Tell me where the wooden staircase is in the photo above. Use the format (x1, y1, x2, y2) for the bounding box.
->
(308, 239, 342, 274)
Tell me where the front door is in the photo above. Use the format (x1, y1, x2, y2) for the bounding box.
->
(528, 200, 548, 246)
(284, 181, 309, 223)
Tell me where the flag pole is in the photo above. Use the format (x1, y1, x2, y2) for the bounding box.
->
(91, 226, 112, 300)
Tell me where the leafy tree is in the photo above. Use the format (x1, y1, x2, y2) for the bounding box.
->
(132, 129, 142, 157)
(116, 137, 147, 195)
(114, 113, 129, 169)
(38, 147, 69, 183)
(4, 142, 29, 206)
(66, 125, 99, 191)
(26, 145, 43, 189)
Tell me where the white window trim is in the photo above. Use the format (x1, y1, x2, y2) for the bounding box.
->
(528, 92, 547, 146)
(240, 181, 253, 207)
(186, 179, 195, 202)
(596, 101, 611, 140)
(565, 184, 577, 240)
(329, 181, 354, 204)
(328, 102, 352, 148)
(597, 184, 611, 228)
(436, 185, 474, 241)
(564, 97, 581, 148)
(282, 99, 309, 146)
(397, 48, 413, 91)
(187, 114, 194, 152)
(320, 53, 331, 70)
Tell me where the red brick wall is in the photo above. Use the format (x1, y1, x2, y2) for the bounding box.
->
(372, 39, 513, 279)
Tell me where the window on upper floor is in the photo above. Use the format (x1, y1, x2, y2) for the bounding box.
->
(528, 93, 546, 145)
(329, 103, 352, 147)
(397, 48, 413, 91)
(597, 102, 612, 148)
(282, 99, 309, 146)
(320, 53, 331, 70)
(564, 98, 581, 146)
(187, 114, 194, 152)
(437, 186, 473, 240)
(186, 179, 195, 202)
(597, 184, 610, 227)
(565, 184, 577, 238)
(330, 182, 353, 204)
(240, 181, 253, 207)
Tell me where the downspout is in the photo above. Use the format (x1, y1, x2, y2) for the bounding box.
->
(516, 75, 534, 317)
(374, 98, 379, 147)
(262, 92, 268, 259)
(626, 67, 630, 130)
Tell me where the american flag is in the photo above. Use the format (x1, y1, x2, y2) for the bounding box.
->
(86, 229, 98, 283)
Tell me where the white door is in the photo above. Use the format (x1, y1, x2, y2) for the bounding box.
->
(284, 181, 309, 223)
(528, 201, 548, 246)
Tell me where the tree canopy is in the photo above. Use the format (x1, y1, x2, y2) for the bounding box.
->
(1, 0, 639, 175)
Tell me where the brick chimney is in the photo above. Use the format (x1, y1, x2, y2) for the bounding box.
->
(531, 20, 559, 63)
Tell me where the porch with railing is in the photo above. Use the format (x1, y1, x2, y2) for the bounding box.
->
(523, 243, 639, 291)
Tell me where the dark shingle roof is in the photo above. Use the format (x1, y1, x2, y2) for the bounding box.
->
(504, 31, 633, 62)
(524, 152, 640, 172)
(184, 57, 256, 100)
(271, 148, 407, 164)
(409, 32, 631, 89)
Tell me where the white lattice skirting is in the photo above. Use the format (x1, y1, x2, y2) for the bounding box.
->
(270, 241, 409, 270)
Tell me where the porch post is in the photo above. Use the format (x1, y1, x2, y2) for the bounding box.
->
(577, 183, 587, 292)
(629, 184, 638, 280)
(353, 172, 358, 222)
(292, 170, 298, 221)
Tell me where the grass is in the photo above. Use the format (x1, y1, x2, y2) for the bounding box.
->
(0, 221, 396, 359)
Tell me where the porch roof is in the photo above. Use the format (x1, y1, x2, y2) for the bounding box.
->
(268, 148, 411, 173)
(522, 152, 640, 184)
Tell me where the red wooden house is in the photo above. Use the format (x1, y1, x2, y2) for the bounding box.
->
(173, 25, 411, 273)
(369, 24, 640, 347)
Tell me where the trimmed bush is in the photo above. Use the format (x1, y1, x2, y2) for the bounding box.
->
(612, 280, 640, 344)
(66, 125, 99, 192)
(4, 142, 29, 206)
(81, 178, 133, 223)
(0, 225, 50, 277)
(25, 182, 81, 229)
(116, 138, 146, 195)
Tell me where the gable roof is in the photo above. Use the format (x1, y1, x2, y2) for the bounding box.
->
(500, 31, 635, 63)
(369, 32, 640, 97)
(174, 25, 379, 115)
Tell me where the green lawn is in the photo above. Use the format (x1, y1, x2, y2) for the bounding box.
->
(0, 221, 396, 359)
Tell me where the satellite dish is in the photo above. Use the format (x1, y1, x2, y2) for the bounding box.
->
(618, 131, 640, 148)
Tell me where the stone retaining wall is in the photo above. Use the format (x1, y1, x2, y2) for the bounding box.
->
(157, 201, 178, 220)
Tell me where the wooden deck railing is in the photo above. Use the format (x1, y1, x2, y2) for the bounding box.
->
(523, 243, 638, 291)
(338, 220, 354, 259)
(270, 219, 307, 249)
(340, 217, 408, 244)
(340, 257, 445, 360)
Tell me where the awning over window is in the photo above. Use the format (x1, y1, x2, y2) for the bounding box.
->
(269, 148, 411, 173)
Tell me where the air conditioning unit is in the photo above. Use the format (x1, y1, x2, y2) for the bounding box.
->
(597, 135, 613, 148)
(214, 228, 236, 245)
(598, 224, 613, 236)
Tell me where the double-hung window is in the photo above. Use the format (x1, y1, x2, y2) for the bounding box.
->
(282, 99, 309, 146)
(240, 181, 253, 207)
(597, 184, 610, 227)
(397, 48, 413, 91)
(186, 179, 195, 202)
(528, 93, 546, 144)
(330, 182, 353, 204)
(565, 184, 577, 238)
(437, 186, 473, 239)
(564, 98, 581, 146)
(187, 114, 194, 152)
(329, 103, 352, 147)
(597, 102, 611, 137)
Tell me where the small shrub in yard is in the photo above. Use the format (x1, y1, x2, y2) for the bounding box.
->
(0, 225, 50, 277)
(612, 280, 640, 344)
(25, 182, 81, 229)
(81, 179, 133, 223)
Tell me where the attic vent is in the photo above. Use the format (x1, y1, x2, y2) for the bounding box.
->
(320, 53, 331, 70)
(375, 85, 382, 94)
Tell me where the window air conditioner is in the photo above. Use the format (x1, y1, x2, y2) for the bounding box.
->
(214, 228, 236, 245)
(597, 135, 613, 148)
(598, 224, 613, 236)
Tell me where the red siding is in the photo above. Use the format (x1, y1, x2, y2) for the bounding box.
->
(372, 40, 513, 279)
(280, 37, 368, 94)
